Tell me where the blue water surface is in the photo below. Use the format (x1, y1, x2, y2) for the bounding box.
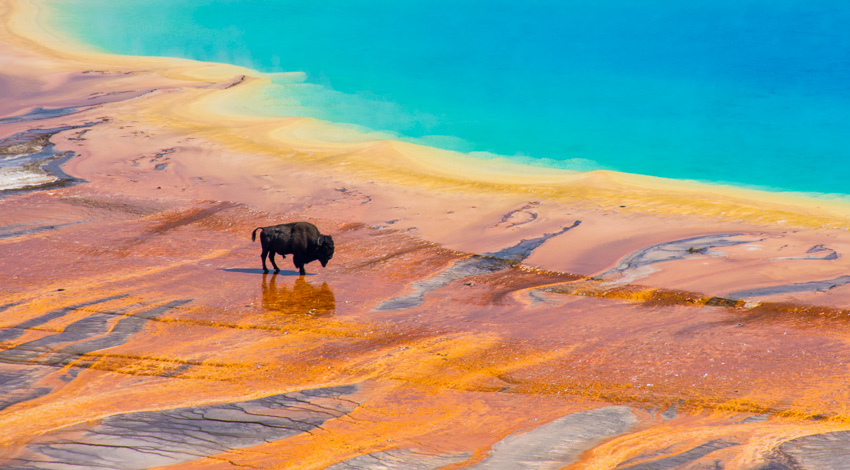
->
(46, 0, 850, 194)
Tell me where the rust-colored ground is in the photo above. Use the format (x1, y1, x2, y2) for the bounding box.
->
(7, 183, 850, 470)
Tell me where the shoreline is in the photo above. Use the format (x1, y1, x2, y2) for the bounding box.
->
(10, 0, 850, 233)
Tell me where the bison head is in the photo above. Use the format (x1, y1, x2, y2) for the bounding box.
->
(316, 235, 335, 267)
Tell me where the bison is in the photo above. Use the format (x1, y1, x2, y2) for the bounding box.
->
(251, 222, 335, 275)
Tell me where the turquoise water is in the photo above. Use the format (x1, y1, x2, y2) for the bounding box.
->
(47, 0, 850, 194)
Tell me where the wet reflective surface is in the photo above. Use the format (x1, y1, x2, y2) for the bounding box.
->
(4, 190, 850, 468)
(262, 274, 336, 317)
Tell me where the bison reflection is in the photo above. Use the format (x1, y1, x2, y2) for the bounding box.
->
(261, 274, 335, 316)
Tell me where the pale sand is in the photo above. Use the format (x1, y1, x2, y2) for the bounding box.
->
(7, 0, 850, 225)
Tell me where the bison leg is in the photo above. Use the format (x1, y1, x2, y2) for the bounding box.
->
(260, 246, 270, 274)
(293, 255, 307, 276)
(269, 251, 281, 273)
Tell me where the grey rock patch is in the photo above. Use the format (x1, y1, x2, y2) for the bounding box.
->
(0, 222, 81, 240)
(726, 275, 850, 300)
(486, 221, 581, 263)
(0, 299, 187, 412)
(0, 106, 93, 125)
(0, 367, 56, 412)
(0, 299, 185, 366)
(0, 301, 23, 313)
(769, 431, 850, 470)
(47, 299, 194, 367)
(373, 254, 514, 311)
(0, 295, 128, 345)
(3, 385, 359, 470)
(598, 234, 757, 284)
(736, 414, 770, 424)
(375, 221, 580, 311)
(0, 125, 97, 194)
(150, 148, 174, 171)
(526, 289, 551, 308)
(616, 440, 738, 470)
(773, 244, 839, 261)
(498, 202, 540, 228)
(468, 406, 637, 470)
(326, 449, 472, 470)
(754, 463, 796, 470)
(0, 313, 113, 365)
(659, 402, 678, 421)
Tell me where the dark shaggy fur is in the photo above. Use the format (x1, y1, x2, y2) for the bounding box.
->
(252, 222, 335, 275)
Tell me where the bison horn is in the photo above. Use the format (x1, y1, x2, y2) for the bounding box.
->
(316, 236, 324, 246)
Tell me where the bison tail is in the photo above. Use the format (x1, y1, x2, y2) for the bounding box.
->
(251, 227, 263, 242)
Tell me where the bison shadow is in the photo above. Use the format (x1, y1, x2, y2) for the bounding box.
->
(261, 273, 335, 316)
(222, 268, 311, 276)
